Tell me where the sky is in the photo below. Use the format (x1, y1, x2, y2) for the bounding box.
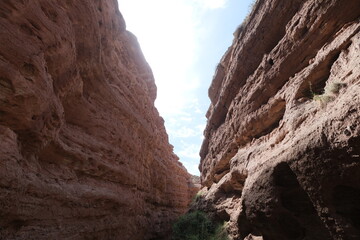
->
(117, 0, 253, 175)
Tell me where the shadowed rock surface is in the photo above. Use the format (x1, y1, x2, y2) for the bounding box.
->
(197, 0, 360, 239)
(0, 0, 195, 239)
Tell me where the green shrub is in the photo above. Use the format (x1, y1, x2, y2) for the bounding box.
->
(309, 81, 345, 107)
(172, 211, 229, 240)
(192, 190, 203, 202)
(324, 82, 343, 94)
(212, 222, 229, 240)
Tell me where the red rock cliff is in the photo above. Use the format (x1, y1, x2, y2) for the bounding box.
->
(197, 0, 360, 239)
(0, 0, 194, 239)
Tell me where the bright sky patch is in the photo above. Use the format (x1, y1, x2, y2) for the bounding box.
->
(118, 0, 252, 175)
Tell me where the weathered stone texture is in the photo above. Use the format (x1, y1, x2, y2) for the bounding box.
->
(198, 0, 360, 239)
(0, 0, 193, 239)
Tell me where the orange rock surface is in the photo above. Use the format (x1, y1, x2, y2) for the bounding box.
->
(0, 1, 194, 239)
(197, 0, 360, 239)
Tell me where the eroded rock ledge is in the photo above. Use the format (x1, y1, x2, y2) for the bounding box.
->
(0, 1, 194, 239)
(198, 0, 360, 239)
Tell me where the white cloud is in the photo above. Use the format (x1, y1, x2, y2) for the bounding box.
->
(169, 126, 198, 138)
(155, 77, 201, 117)
(180, 116, 193, 122)
(189, 98, 203, 114)
(183, 162, 200, 176)
(176, 142, 200, 174)
(196, 123, 206, 135)
(194, 0, 228, 9)
(178, 142, 201, 159)
(118, 0, 204, 118)
(118, 0, 221, 176)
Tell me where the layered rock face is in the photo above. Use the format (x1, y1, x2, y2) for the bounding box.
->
(198, 0, 360, 239)
(0, 0, 194, 239)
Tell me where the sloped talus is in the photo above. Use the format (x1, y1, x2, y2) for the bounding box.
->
(197, 0, 360, 239)
(0, 0, 195, 239)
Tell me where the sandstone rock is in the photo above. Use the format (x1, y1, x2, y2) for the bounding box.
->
(0, 0, 194, 239)
(189, 175, 201, 197)
(244, 234, 263, 240)
(199, 0, 360, 239)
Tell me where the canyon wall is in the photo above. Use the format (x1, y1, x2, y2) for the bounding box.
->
(197, 0, 360, 239)
(0, 0, 195, 239)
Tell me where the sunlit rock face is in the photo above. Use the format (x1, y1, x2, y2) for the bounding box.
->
(0, 0, 194, 239)
(198, 0, 360, 239)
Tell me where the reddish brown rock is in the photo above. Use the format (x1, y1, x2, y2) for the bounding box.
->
(0, 0, 194, 239)
(198, 0, 360, 239)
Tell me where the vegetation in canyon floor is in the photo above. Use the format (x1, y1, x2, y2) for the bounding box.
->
(192, 190, 204, 203)
(172, 211, 229, 240)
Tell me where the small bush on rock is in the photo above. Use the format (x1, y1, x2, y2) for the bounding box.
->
(172, 211, 229, 240)
(310, 81, 346, 107)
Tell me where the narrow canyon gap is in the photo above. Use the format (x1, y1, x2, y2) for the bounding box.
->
(1, 0, 360, 240)
(0, 0, 198, 239)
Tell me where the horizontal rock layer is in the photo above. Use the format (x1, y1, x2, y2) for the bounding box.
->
(198, 0, 360, 239)
(0, 0, 194, 239)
